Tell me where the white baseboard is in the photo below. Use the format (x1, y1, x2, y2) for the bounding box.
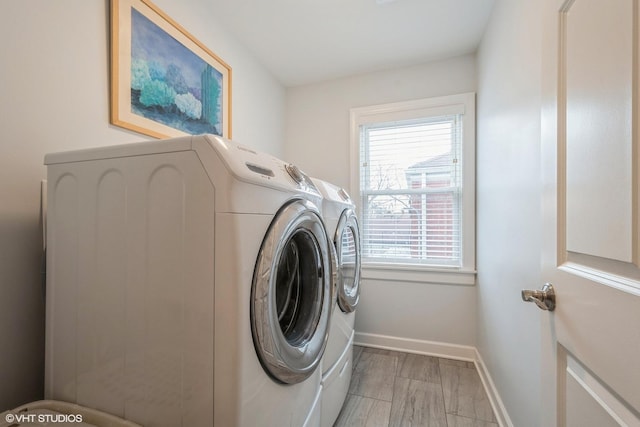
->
(354, 332, 476, 361)
(353, 332, 512, 427)
(474, 349, 514, 427)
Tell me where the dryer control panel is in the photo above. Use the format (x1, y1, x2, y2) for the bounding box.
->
(203, 134, 320, 196)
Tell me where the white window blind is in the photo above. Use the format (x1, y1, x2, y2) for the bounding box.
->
(359, 114, 463, 266)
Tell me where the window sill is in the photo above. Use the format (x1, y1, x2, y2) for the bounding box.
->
(361, 263, 476, 286)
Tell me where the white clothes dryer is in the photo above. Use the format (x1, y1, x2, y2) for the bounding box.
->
(311, 178, 361, 427)
(45, 135, 332, 427)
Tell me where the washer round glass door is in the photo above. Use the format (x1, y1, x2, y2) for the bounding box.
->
(335, 209, 361, 313)
(251, 199, 331, 384)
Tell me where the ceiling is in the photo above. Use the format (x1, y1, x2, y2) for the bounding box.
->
(207, 0, 496, 87)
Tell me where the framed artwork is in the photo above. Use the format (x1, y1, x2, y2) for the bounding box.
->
(110, 0, 232, 139)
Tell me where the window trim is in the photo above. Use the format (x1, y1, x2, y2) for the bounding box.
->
(349, 93, 476, 278)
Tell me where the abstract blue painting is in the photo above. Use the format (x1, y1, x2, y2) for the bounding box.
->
(110, 0, 231, 139)
(131, 9, 223, 135)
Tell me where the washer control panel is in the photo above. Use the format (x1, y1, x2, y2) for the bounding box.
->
(204, 134, 320, 195)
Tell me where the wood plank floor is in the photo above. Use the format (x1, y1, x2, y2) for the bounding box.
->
(333, 346, 498, 427)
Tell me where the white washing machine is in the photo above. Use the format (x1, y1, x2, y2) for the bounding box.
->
(44, 135, 333, 427)
(311, 178, 361, 427)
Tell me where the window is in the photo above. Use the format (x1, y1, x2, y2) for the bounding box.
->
(350, 93, 475, 273)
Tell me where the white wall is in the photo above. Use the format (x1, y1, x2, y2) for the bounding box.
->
(0, 0, 284, 411)
(284, 55, 477, 347)
(285, 54, 476, 187)
(476, 1, 542, 426)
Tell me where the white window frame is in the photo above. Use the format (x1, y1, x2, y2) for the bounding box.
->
(350, 93, 476, 284)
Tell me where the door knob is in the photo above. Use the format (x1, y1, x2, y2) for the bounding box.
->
(521, 283, 555, 311)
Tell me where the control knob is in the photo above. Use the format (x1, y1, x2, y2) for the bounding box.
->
(285, 163, 306, 184)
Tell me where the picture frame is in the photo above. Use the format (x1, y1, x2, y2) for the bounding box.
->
(110, 0, 232, 139)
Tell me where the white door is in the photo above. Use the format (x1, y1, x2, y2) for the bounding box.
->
(539, 0, 640, 425)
